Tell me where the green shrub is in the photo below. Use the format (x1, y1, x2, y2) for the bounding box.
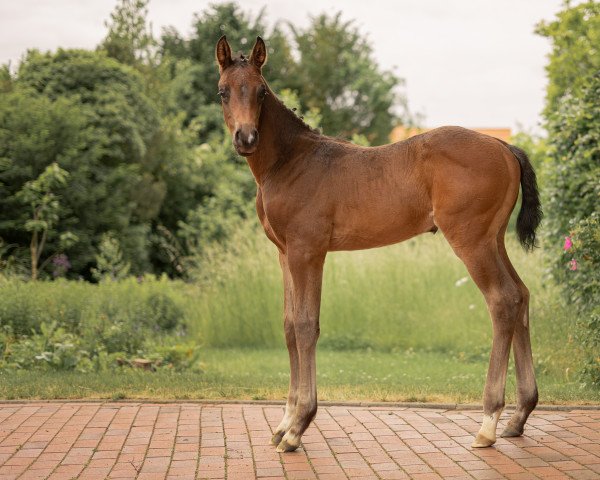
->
(147, 292, 184, 332)
(1, 322, 90, 371)
(144, 343, 203, 372)
(562, 213, 600, 385)
(543, 73, 600, 383)
(0, 276, 190, 371)
(543, 73, 600, 244)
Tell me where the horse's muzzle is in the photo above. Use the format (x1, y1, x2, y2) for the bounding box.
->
(234, 126, 259, 155)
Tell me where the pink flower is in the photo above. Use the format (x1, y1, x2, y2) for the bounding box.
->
(563, 236, 573, 251)
(569, 259, 578, 271)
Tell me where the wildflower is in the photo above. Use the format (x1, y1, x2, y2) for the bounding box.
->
(455, 276, 469, 287)
(569, 259, 578, 271)
(52, 254, 71, 277)
(563, 236, 573, 251)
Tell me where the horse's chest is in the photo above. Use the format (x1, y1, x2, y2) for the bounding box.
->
(256, 190, 287, 250)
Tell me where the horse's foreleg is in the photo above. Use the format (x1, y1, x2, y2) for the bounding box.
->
(276, 247, 325, 453)
(271, 252, 299, 446)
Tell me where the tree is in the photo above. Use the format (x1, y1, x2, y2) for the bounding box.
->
(91, 233, 131, 282)
(16, 163, 75, 280)
(0, 91, 86, 278)
(538, 2, 600, 384)
(8, 49, 163, 275)
(288, 13, 405, 144)
(0, 65, 11, 93)
(160, 3, 292, 124)
(100, 0, 154, 67)
(536, 1, 600, 116)
(544, 74, 600, 243)
(538, 1, 600, 249)
(160, 5, 405, 144)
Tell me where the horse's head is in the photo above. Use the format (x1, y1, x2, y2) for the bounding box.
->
(215, 35, 268, 156)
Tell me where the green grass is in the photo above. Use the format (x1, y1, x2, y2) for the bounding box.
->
(190, 229, 581, 378)
(1, 348, 598, 404)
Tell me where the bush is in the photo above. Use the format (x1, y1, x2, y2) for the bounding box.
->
(543, 73, 600, 244)
(543, 73, 600, 383)
(562, 213, 600, 385)
(0, 276, 193, 371)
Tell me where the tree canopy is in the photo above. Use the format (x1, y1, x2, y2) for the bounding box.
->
(0, 1, 408, 280)
(536, 0, 600, 117)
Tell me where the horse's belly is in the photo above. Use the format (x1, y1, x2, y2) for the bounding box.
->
(328, 205, 434, 251)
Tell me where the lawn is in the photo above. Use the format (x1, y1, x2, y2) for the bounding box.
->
(2, 348, 598, 404)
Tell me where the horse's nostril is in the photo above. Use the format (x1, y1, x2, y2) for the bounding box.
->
(234, 128, 258, 150)
(247, 129, 257, 145)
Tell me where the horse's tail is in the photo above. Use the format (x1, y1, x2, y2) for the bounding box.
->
(507, 144, 542, 251)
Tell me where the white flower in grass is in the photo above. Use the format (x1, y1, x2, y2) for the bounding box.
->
(454, 276, 469, 287)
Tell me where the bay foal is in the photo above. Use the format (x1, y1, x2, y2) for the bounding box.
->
(215, 36, 542, 452)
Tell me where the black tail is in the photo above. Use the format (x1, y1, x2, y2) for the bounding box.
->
(507, 144, 542, 251)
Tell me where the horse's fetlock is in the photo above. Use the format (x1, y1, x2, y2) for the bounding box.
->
(296, 400, 317, 422)
(521, 387, 538, 412)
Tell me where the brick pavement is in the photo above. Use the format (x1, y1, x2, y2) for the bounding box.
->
(0, 402, 598, 479)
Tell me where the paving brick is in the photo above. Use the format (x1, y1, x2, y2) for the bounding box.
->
(0, 403, 599, 479)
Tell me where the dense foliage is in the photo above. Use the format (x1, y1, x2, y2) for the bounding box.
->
(0, 1, 405, 281)
(562, 213, 600, 384)
(0, 276, 200, 371)
(535, 1, 600, 116)
(539, 3, 600, 385)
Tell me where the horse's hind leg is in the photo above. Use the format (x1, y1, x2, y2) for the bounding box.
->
(443, 231, 522, 448)
(497, 240, 538, 437)
(271, 252, 299, 446)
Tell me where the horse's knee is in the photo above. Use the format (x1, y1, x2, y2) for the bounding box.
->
(284, 317, 295, 338)
(294, 316, 320, 347)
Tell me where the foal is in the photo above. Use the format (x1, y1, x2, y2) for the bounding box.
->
(215, 36, 542, 452)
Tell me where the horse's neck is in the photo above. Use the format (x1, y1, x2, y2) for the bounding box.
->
(246, 92, 315, 184)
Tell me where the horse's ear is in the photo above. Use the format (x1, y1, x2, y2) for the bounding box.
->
(216, 35, 233, 72)
(249, 36, 267, 70)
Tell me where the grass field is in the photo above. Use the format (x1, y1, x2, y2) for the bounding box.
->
(190, 229, 579, 371)
(1, 228, 596, 403)
(2, 348, 598, 404)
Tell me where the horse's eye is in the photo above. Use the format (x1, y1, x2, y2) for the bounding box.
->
(218, 89, 230, 102)
(258, 86, 267, 101)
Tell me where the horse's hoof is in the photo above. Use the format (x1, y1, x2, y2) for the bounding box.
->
(471, 433, 496, 448)
(271, 432, 284, 445)
(500, 425, 523, 438)
(276, 439, 299, 453)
